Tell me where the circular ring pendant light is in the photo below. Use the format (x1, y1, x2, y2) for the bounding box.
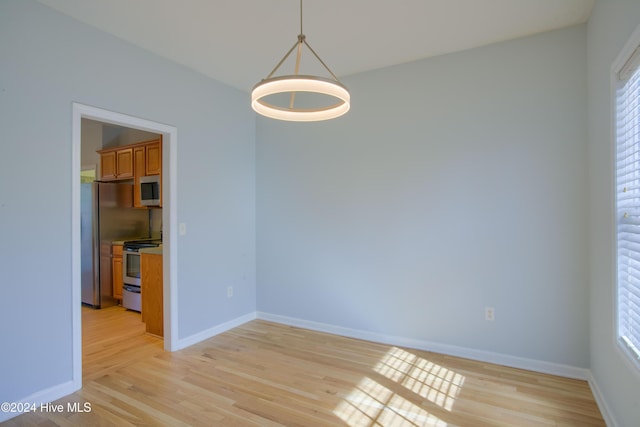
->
(251, 1, 350, 122)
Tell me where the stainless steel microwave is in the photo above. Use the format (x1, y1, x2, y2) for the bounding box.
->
(139, 175, 161, 206)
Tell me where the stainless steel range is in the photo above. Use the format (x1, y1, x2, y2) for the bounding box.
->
(122, 239, 161, 311)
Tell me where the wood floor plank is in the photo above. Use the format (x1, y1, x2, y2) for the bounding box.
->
(4, 306, 605, 426)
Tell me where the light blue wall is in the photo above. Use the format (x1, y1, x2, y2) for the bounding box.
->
(257, 26, 589, 367)
(5, 0, 640, 423)
(587, 1, 640, 425)
(0, 0, 256, 404)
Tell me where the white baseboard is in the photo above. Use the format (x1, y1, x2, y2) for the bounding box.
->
(257, 311, 591, 381)
(176, 311, 257, 350)
(1, 312, 256, 423)
(6, 313, 615, 425)
(0, 380, 80, 423)
(587, 372, 618, 427)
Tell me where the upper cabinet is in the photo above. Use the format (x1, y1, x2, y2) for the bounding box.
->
(99, 151, 116, 180)
(99, 147, 133, 181)
(98, 138, 161, 181)
(98, 137, 163, 208)
(146, 142, 161, 176)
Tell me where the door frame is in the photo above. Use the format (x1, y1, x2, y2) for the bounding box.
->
(71, 103, 179, 388)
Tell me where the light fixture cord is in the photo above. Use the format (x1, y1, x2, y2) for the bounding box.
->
(298, 0, 340, 82)
(289, 0, 304, 108)
(263, 0, 341, 84)
(264, 0, 304, 81)
(303, 39, 340, 82)
(264, 40, 299, 80)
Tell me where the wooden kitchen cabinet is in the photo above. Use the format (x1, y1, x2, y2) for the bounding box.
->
(99, 242, 114, 305)
(100, 151, 117, 180)
(145, 141, 161, 175)
(141, 252, 163, 337)
(98, 137, 162, 206)
(133, 145, 146, 208)
(112, 244, 123, 301)
(116, 148, 134, 178)
(98, 147, 133, 180)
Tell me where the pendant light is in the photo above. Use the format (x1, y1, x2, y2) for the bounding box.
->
(251, 0, 350, 122)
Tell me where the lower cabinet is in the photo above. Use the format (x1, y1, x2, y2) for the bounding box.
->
(141, 252, 163, 337)
(112, 244, 123, 301)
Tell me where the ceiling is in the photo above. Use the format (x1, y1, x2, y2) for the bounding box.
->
(37, 0, 594, 93)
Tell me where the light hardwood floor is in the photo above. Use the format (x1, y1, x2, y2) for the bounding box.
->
(5, 306, 605, 426)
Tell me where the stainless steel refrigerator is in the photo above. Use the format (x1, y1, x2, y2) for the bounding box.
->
(81, 182, 149, 308)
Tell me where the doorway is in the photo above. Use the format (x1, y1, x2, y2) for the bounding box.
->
(71, 103, 178, 391)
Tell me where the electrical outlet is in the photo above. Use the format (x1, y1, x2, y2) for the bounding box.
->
(227, 286, 233, 298)
(485, 307, 495, 321)
(179, 223, 187, 235)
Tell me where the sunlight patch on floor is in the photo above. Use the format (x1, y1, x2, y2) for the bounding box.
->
(374, 347, 465, 411)
(333, 377, 448, 427)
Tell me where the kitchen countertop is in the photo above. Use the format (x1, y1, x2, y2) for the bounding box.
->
(111, 237, 162, 245)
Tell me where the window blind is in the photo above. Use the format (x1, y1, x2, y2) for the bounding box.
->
(616, 47, 640, 364)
